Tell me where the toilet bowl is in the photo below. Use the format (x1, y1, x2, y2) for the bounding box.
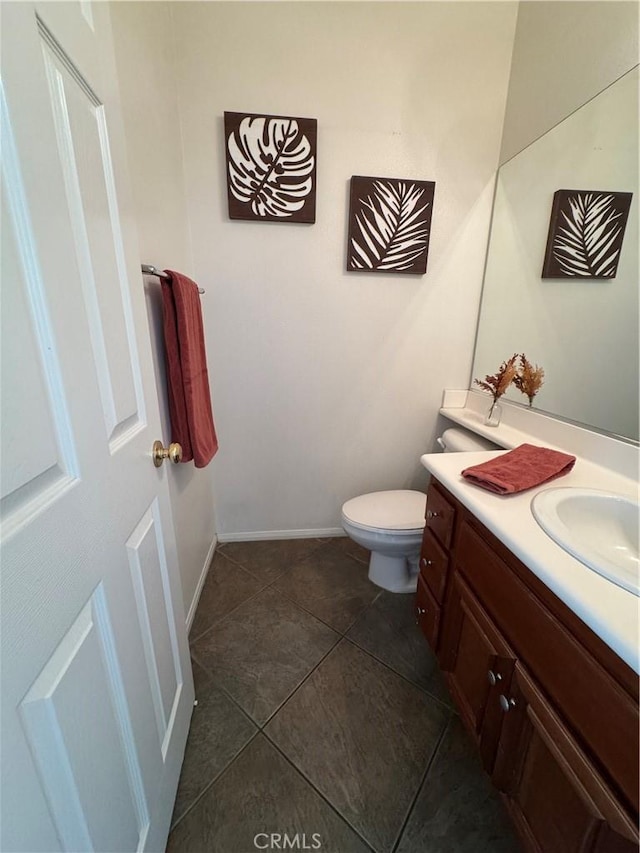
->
(341, 490, 426, 593)
(342, 428, 500, 593)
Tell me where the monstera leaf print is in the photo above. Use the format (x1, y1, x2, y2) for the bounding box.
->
(226, 114, 316, 221)
(543, 190, 632, 278)
(347, 178, 435, 274)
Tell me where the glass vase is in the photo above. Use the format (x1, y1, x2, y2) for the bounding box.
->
(484, 399, 502, 427)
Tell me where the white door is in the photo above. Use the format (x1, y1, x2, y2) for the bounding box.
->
(1, 3, 194, 851)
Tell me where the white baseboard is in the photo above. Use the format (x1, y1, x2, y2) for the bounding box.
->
(217, 527, 345, 543)
(185, 535, 217, 632)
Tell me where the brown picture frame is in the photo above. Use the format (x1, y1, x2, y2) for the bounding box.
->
(346, 175, 435, 275)
(224, 111, 317, 224)
(541, 189, 632, 279)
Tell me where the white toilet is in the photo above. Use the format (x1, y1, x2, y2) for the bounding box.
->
(341, 428, 499, 593)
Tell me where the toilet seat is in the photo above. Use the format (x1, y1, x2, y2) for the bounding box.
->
(341, 490, 426, 533)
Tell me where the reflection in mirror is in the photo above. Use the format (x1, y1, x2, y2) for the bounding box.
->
(472, 67, 638, 442)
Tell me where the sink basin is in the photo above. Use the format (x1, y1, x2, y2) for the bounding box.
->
(531, 487, 639, 596)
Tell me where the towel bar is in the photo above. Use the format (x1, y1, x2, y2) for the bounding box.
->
(141, 264, 205, 294)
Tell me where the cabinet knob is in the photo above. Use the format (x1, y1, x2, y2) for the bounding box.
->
(416, 607, 427, 616)
(420, 557, 432, 568)
(426, 510, 440, 519)
(499, 695, 516, 713)
(487, 670, 502, 686)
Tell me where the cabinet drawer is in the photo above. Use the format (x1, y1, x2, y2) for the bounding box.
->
(457, 519, 639, 814)
(426, 483, 456, 550)
(419, 527, 448, 604)
(415, 573, 440, 651)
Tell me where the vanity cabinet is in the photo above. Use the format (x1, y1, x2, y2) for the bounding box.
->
(415, 478, 639, 852)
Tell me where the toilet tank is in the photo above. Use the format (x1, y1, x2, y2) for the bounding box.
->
(438, 427, 500, 453)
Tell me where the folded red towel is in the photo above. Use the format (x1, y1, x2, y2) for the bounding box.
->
(461, 444, 576, 495)
(161, 270, 218, 468)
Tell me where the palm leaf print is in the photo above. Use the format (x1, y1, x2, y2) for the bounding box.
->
(227, 116, 315, 218)
(553, 192, 624, 277)
(349, 180, 433, 273)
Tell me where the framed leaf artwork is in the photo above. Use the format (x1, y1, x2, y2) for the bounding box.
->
(541, 189, 633, 278)
(346, 176, 435, 275)
(224, 111, 317, 223)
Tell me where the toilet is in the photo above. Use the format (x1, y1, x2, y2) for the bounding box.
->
(341, 427, 500, 593)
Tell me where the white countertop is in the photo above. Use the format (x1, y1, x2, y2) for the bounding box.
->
(420, 449, 640, 674)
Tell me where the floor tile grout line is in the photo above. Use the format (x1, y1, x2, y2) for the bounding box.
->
(178, 539, 472, 851)
(263, 561, 383, 640)
(194, 538, 354, 643)
(214, 547, 268, 580)
(189, 586, 449, 718)
(257, 632, 345, 730)
(263, 577, 371, 639)
(188, 575, 272, 646)
(191, 627, 344, 735)
(201, 538, 376, 644)
(184, 540, 445, 845)
(191, 576, 378, 658)
(218, 537, 331, 584)
(390, 713, 453, 853)
(180, 638, 448, 851)
(192, 625, 444, 745)
(190, 589, 450, 735)
(341, 634, 454, 714)
(169, 728, 262, 833)
(188, 650, 263, 731)
(262, 730, 378, 853)
(189, 568, 367, 732)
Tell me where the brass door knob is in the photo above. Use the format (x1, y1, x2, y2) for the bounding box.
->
(152, 440, 183, 467)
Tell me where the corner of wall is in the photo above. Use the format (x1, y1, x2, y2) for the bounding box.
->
(497, 1, 521, 166)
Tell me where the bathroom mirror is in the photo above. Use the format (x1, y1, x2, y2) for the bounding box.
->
(471, 67, 639, 442)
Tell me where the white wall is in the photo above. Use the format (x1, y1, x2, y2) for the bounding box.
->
(171, 2, 517, 537)
(500, 1, 639, 164)
(110, 2, 217, 617)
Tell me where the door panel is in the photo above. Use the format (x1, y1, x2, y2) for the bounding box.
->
(20, 586, 149, 852)
(1, 4, 194, 850)
(41, 21, 145, 448)
(0, 103, 80, 536)
(127, 500, 184, 759)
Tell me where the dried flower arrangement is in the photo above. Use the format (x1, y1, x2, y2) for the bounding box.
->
(513, 353, 545, 407)
(474, 354, 518, 421)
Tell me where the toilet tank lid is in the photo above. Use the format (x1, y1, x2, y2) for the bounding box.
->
(440, 427, 499, 452)
(342, 490, 426, 530)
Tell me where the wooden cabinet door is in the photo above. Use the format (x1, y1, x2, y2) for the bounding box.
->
(438, 572, 515, 771)
(425, 482, 456, 550)
(415, 573, 440, 651)
(419, 527, 448, 604)
(492, 664, 638, 853)
(456, 518, 639, 814)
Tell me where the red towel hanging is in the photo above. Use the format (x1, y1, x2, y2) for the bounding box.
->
(161, 270, 218, 467)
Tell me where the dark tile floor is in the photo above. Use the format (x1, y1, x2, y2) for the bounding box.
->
(167, 538, 520, 853)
